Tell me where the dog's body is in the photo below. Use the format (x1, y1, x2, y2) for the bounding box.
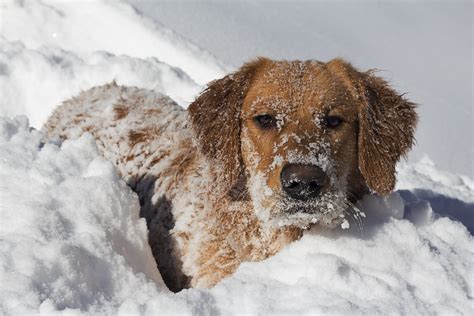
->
(44, 82, 301, 291)
(44, 58, 417, 291)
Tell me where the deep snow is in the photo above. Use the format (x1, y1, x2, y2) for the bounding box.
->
(0, 0, 473, 314)
(0, 0, 227, 128)
(1, 116, 472, 314)
(0, 39, 201, 128)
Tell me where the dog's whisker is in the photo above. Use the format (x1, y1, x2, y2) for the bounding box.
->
(343, 204, 359, 231)
(340, 191, 364, 233)
(350, 205, 364, 232)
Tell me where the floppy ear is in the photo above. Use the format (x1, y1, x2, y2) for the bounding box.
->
(358, 71, 418, 195)
(188, 58, 267, 198)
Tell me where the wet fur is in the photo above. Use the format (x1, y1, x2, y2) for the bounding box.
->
(44, 58, 417, 291)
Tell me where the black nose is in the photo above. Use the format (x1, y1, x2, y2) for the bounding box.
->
(280, 164, 328, 200)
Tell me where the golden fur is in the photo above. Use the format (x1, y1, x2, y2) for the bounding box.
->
(44, 57, 417, 291)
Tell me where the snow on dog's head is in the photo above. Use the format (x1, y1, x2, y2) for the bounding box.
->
(190, 58, 417, 229)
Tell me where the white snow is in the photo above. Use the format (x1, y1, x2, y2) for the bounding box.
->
(1, 0, 473, 315)
(0, 0, 227, 128)
(0, 117, 167, 313)
(0, 39, 200, 128)
(1, 116, 473, 314)
(0, 0, 227, 86)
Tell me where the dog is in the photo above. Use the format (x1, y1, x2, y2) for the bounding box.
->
(44, 57, 417, 291)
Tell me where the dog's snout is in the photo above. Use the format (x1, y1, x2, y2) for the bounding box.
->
(280, 164, 328, 200)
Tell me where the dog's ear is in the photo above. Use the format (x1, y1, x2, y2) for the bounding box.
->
(358, 71, 418, 195)
(188, 58, 267, 197)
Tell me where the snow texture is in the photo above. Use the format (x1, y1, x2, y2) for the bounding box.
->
(0, 0, 227, 128)
(0, 0, 227, 86)
(1, 0, 473, 315)
(0, 117, 166, 313)
(0, 39, 200, 129)
(0, 117, 473, 314)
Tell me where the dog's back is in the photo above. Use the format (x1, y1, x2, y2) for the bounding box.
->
(45, 82, 188, 182)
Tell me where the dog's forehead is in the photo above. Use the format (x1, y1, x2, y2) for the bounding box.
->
(245, 59, 357, 113)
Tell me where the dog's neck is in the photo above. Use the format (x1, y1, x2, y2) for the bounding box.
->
(170, 142, 303, 288)
(188, 191, 302, 288)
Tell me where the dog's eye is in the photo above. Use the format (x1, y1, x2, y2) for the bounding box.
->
(325, 116, 343, 128)
(254, 114, 276, 129)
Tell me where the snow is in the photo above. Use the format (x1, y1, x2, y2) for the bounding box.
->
(213, 213, 472, 315)
(1, 116, 472, 314)
(1, 117, 473, 314)
(0, 0, 227, 86)
(0, 0, 228, 128)
(0, 117, 166, 313)
(0, 39, 200, 128)
(1, 0, 473, 314)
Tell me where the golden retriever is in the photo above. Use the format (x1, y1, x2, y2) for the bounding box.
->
(44, 57, 417, 291)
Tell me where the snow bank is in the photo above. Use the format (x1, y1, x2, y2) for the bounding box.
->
(1, 117, 472, 314)
(0, 117, 166, 313)
(0, 0, 227, 86)
(213, 217, 472, 314)
(0, 0, 232, 129)
(0, 39, 200, 128)
(397, 157, 474, 235)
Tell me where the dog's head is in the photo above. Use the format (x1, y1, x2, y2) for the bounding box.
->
(189, 58, 417, 228)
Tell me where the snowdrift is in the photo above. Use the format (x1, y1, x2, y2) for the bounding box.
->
(0, 0, 227, 86)
(0, 0, 228, 129)
(0, 39, 201, 128)
(1, 116, 472, 315)
(1, 0, 473, 314)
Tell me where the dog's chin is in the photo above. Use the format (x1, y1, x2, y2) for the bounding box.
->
(249, 180, 348, 229)
(269, 195, 347, 229)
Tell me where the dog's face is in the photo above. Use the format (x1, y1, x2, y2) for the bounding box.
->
(189, 58, 417, 229)
(241, 60, 361, 227)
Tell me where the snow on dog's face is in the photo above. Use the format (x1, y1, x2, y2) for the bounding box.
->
(189, 58, 417, 229)
(241, 61, 361, 228)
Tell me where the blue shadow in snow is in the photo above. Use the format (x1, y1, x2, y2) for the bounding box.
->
(398, 189, 474, 235)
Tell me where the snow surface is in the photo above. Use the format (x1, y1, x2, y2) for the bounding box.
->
(0, 0, 226, 128)
(0, 0, 227, 86)
(0, 39, 200, 128)
(1, 117, 473, 314)
(1, 0, 473, 314)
